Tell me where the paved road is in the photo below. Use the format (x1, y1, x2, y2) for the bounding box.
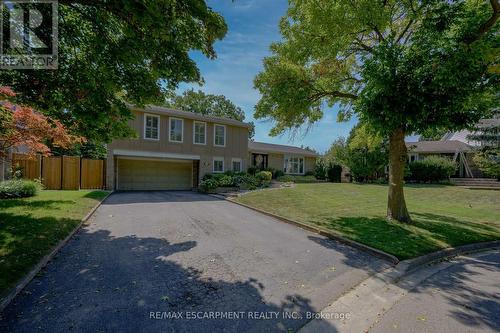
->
(371, 250, 500, 333)
(0, 191, 390, 333)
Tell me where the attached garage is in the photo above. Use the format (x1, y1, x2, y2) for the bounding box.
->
(116, 158, 193, 191)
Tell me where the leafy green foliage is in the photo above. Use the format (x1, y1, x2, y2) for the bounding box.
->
(0, 180, 41, 199)
(234, 174, 258, 190)
(314, 158, 327, 180)
(326, 163, 342, 183)
(254, 0, 498, 220)
(166, 89, 254, 138)
(468, 118, 500, 179)
(255, 0, 498, 137)
(199, 178, 219, 193)
(407, 156, 457, 183)
(277, 175, 318, 183)
(345, 123, 388, 182)
(255, 171, 272, 186)
(0, 1, 227, 142)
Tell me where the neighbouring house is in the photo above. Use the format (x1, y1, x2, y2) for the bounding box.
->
(405, 140, 474, 177)
(405, 118, 500, 178)
(106, 105, 318, 190)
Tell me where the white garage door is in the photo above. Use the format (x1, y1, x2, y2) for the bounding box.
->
(117, 158, 192, 190)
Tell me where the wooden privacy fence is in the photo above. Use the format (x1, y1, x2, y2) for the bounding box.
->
(12, 153, 106, 190)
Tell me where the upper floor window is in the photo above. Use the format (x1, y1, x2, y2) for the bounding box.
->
(169, 117, 183, 142)
(193, 121, 206, 145)
(214, 124, 226, 147)
(284, 156, 304, 174)
(144, 114, 160, 140)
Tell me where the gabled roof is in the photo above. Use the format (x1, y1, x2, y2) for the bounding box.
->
(248, 141, 319, 157)
(406, 140, 472, 153)
(129, 104, 253, 129)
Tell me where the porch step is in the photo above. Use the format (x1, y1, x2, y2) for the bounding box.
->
(450, 178, 500, 188)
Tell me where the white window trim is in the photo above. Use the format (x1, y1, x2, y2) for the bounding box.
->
(284, 155, 305, 175)
(231, 158, 242, 172)
(213, 124, 226, 147)
(193, 121, 207, 145)
(169, 117, 184, 143)
(143, 113, 160, 141)
(213, 157, 224, 173)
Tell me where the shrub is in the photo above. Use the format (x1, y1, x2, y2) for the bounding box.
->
(277, 175, 319, 183)
(255, 171, 272, 186)
(247, 166, 257, 175)
(407, 156, 457, 182)
(218, 175, 235, 187)
(234, 174, 258, 190)
(277, 175, 294, 183)
(0, 179, 40, 199)
(314, 159, 327, 180)
(262, 167, 276, 177)
(304, 170, 315, 176)
(274, 170, 285, 178)
(199, 178, 219, 192)
(327, 163, 342, 183)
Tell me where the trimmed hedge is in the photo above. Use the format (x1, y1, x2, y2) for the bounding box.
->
(277, 175, 319, 183)
(407, 156, 457, 183)
(0, 179, 40, 199)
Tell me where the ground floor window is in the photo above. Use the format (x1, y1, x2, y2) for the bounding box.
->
(232, 158, 242, 172)
(213, 157, 224, 173)
(284, 156, 304, 174)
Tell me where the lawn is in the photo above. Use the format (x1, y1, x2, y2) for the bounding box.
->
(0, 190, 109, 296)
(235, 183, 500, 260)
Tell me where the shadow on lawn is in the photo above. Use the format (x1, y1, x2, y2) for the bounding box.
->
(314, 213, 500, 260)
(0, 212, 81, 294)
(0, 199, 74, 210)
(0, 228, 336, 333)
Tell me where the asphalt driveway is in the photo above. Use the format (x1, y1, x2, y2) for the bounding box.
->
(1, 191, 390, 332)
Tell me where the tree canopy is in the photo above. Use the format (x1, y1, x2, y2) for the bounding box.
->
(0, 1, 227, 142)
(166, 89, 255, 138)
(0, 87, 81, 159)
(254, 0, 499, 222)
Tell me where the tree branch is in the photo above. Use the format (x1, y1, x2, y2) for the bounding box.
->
(464, 0, 500, 44)
(308, 90, 358, 103)
(396, 18, 413, 44)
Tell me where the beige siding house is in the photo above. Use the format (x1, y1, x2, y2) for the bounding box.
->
(248, 141, 318, 175)
(106, 105, 318, 190)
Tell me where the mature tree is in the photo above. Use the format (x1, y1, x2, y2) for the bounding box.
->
(0, 87, 81, 158)
(325, 137, 349, 165)
(254, 0, 499, 222)
(346, 123, 388, 182)
(167, 89, 255, 138)
(418, 128, 449, 141)
(0, 1, 227, 142)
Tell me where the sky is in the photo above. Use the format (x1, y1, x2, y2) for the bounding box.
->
(177, 0, 359, 154)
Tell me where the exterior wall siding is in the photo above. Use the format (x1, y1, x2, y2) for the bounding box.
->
(249, 152, 317, 175)
(107, 110, 249, 188)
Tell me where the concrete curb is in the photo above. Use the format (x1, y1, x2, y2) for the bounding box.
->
(0, 191, 113, 313)
(299, 246, 500, 333)
(395, 239, 500, 276)
(225, 197, 400, 265)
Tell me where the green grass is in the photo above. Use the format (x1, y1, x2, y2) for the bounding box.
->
(236, 183, 500, 260)
(0, 190, 109, 296)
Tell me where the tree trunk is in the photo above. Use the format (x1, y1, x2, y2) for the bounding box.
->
(387, 127, 411, 223)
